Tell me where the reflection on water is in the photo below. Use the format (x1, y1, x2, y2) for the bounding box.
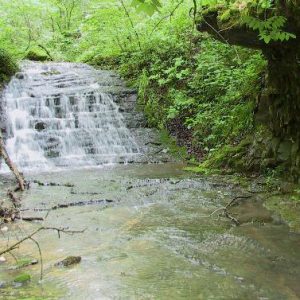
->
(1, 164, 300, 299)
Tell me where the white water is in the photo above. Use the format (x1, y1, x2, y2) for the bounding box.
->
(1, 61, 139, 171)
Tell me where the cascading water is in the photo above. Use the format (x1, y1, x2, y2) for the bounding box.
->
(1, 61, 139, 171)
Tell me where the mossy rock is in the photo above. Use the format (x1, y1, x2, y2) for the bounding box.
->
(55, 256, 81, 267)
(0, 49, 18, 82)
(25, 51, 49, 62)
(13, 273, 31, 283)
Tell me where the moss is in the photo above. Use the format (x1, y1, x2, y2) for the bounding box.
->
(0, 49, 18, 82)
(12, 258, 37, 269)
(13, 273, 31, 283)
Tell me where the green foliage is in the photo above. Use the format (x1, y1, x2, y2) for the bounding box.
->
(243, 16, 296, 43)
(199, 0, 298, 44)
(131, 0, 162, 15)
(119, 33, 265, 162)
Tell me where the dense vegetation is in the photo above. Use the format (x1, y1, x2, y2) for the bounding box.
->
(0, 0, 299, 180)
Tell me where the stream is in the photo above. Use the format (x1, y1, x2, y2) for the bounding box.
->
(0, 62, 300, 300)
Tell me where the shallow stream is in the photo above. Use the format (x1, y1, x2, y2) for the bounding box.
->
(1, 164, 300, 299)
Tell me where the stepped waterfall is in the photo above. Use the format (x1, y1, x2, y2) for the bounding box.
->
(1, 61, 139, 171)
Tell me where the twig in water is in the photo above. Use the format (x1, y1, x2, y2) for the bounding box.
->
(0, 226, 85, 256)
(210, 195, 252, 226)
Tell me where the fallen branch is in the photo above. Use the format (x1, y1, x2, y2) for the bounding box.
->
(33, 180, 74, 187)
(7, 190, 21, 208)
(70, 190, 102, 195)
(0, 226, 85, 280)
(0, 129, 26, 191)
(21, 217, 44, 222)
(25, 199, 114, 212)
(0, 226, 85, 257)
(225, 195, 252, 209)
(210, 195, 252, 226)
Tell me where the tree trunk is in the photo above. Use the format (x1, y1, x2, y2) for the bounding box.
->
(0, 129, 25, 191)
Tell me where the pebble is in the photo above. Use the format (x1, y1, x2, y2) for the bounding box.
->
(0, 226, 8, 232)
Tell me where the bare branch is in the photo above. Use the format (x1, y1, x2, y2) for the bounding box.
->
(0, 226, 85, 256)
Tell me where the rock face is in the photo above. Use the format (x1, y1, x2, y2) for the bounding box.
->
(103, 72, 177, 164)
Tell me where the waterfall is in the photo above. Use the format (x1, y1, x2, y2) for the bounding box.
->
(1, 61, 139, 171)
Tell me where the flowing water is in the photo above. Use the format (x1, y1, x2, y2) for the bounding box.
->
(1, 63, 300, 300)
(1, 61, 139, 171)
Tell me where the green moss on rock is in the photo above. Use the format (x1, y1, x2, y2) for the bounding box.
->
(0, 49, 18, 82)
(13, 273, 31, 283)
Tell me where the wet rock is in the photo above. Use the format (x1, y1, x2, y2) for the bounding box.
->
(46, 150, 60, 158)
(0, 281, 6, 288)
(35, 121, 47, 131)
(55, 256, 81, 267)
(15, 72, 25, 80)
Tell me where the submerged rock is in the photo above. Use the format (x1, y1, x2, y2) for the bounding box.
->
(55, 256, 81, 267)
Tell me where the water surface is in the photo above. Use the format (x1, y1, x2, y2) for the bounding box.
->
(1, 164, 300, 299)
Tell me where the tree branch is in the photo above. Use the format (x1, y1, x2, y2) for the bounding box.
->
(0, 129, 26, 191)
(0, 226, 85, 256)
